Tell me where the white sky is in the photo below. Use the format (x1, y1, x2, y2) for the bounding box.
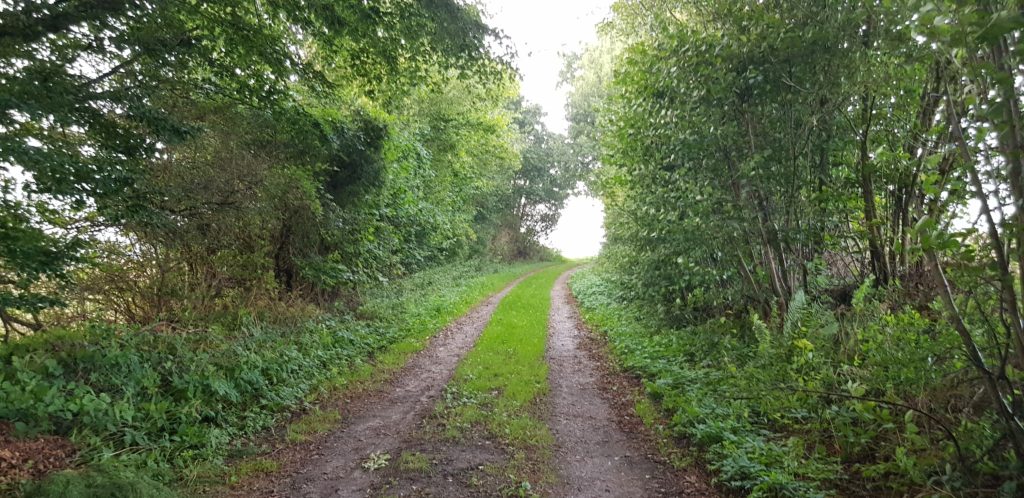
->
(480, 0, 611, 259)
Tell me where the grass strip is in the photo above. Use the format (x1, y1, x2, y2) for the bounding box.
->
(318, 260, 554, 399)
(214, 260, 553, 492)
(435, 263, 574, 496)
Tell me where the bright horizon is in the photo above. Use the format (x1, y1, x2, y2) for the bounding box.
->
(480, 0, 610, 259)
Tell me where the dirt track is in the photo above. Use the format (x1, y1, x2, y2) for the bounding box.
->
(228, 273, 527, 498)
(547, 269, 714, 497)
(233, 268, 715, 497)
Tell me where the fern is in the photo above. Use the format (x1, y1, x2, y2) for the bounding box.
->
(783, 290, 809, 337)
(783, 290, 838, 339)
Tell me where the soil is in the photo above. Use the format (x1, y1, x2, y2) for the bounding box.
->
(0, 422, 76, 487)
(233, 273, 532, 498)
(546, 269, 718, 498)
(574, 313, 725, 498)
(365, 433, 510, 498)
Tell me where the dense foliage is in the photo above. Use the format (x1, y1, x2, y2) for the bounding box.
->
(0, 0, 574, 336)
(566, 0, 1024, 495)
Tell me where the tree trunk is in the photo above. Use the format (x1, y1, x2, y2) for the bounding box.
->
(949, 96, 1024, 368)
(989, 37, 1024, 329)
(857, 93, 889, 285)
(926, 249, 1024, 460)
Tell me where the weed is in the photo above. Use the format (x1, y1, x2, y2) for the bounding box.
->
(570, 265, 1006, 496)
(20, 464, 177, 498)
(362, 451, 391, 471)
(508, 480, 535, 498)
(633, 397, 692, 469)
(232, 458, 279, 480)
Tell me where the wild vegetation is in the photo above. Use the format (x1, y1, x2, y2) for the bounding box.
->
(566, 0, 1024, 496)
(0, 0, 574, 494)
(1, 1, 580, 333)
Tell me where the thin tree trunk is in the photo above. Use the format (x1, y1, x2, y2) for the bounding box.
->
(857, 93, 889, 285)
(736, 250, 762, 297)
(926, 249, 1024, 459)
(724, 147, 785, 313)
(949, 96, 1024, 368)
(989, 37, 1024, 322)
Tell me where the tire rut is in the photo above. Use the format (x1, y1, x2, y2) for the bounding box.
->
(547, 268, 708, 497)
(275, 272, 534, 497)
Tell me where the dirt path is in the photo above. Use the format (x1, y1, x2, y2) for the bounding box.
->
(256, 274, 531, 498)
(547, 269, 715, 498)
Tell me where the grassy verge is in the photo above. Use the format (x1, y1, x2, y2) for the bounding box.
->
(431, 263, 573, 496)
(3, 259, 547, 497)
(570, 267, 835, 497)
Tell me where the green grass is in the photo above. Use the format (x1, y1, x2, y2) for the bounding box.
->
(285, 408, 341, 442)
(228, 457, 279, 484)
(435, 263, 574, 494)
(396, 451, 431, 472)
(324, 260, 552, 396)
(6, 259, 549, 497)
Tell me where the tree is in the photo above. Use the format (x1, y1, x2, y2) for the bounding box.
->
(490, 100, 575, 260)
(511, 101, 575, 240)
(0, 0, 503, 325)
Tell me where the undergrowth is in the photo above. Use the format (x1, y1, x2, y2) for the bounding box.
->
(1, 259, 545, 496)
(570, 266, 1020, 497)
